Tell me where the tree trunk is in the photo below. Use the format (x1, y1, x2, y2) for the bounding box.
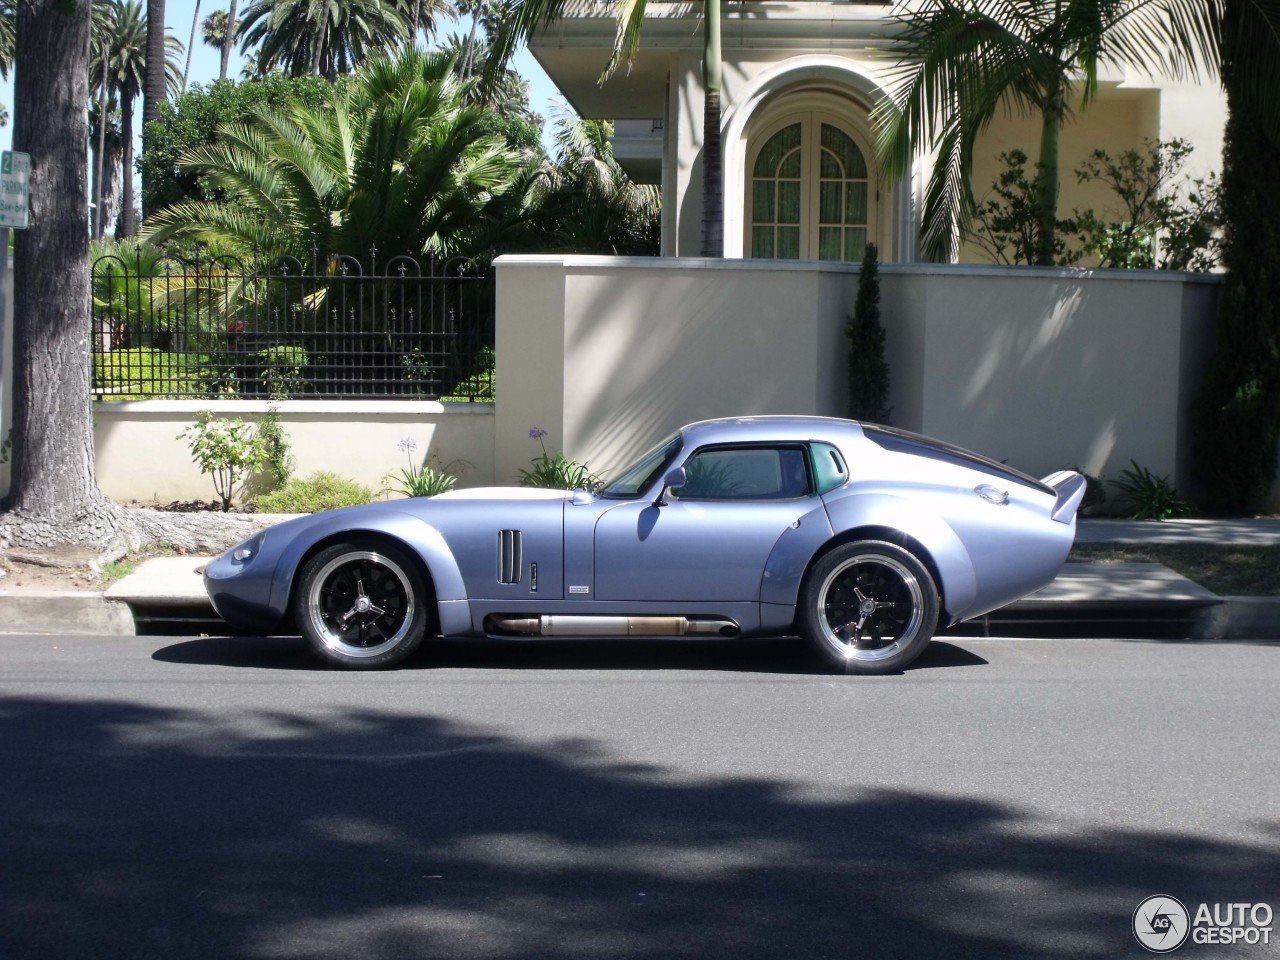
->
(143, 0, 167, 219)
(8, 0, 119, 540)
(311, 0, 331, 76)
(93, 79, 110, 239)
(1032, 95, 1062, 267)
(699, 0, 722, 257)
(120, 93, 136, 237)
(220, 0, 236, 80)
(183, 0, 201, 92)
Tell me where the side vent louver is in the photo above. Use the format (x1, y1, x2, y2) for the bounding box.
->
(498, 530, 523, 584)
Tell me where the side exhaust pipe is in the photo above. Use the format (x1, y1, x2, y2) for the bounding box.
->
(488, 615, 740, 638)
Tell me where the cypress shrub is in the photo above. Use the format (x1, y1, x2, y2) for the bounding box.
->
(846, 243, 892, 423)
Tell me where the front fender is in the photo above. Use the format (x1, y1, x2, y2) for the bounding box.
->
(266, 510, 468, 623)
(821, 493, 977, 621)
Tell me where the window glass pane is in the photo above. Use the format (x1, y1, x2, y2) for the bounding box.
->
(779, 148, 802, 178)
(752, 181, 774, 222)
(845, 182, 868, 224)
(679, 447, 809, 500)
(821, 123, 867, 178)
(777, 226, 801, 259)
(844, 227, 868, 262)
(819, 227, 842, 260)
(820, 148, 842, 179)
(752, 226, 774, 258)
(819, 182, 842, 224)
(754, 124, 802, 176)
(778, 181, 801, 223)
(809, 442, 848, 493)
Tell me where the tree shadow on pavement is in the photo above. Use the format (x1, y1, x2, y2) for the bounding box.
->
(1, 693, 1272, 960)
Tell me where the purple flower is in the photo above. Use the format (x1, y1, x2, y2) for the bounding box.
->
(529, 427, 548, 440)
(398, 437, 419, 455)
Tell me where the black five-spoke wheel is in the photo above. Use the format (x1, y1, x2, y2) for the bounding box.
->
(799, 540, 939, 674)
(293, 539, 432, 669)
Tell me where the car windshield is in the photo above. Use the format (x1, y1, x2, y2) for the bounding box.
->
(599, 434, 683, 499)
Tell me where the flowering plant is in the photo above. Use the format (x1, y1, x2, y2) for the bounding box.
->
(518, 427, 600, 490)
(384, 437, 465, 498)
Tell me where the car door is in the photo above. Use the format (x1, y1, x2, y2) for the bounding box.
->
(592, 444, 822, 603)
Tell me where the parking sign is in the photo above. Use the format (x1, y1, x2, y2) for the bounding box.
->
(1, 150, 31, 229)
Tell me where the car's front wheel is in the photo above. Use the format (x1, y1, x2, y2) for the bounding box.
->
(799, 540, 939, 675)
(293, 539, 432, 669)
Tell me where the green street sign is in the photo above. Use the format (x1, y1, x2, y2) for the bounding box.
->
(0, 150, 31, 229)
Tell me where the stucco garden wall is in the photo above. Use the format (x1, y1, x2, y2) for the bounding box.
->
(495, 255, 1247, 507)
(8, 255, 1278, 512)
(92, 401, 494, 503)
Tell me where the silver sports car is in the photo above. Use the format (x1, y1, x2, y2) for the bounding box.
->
(205, 416, 1086, 673)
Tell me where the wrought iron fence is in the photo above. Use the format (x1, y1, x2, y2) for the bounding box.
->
(91, 249, 495, 400)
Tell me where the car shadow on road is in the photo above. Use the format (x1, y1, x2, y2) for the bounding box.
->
(152, 635, 989, 675)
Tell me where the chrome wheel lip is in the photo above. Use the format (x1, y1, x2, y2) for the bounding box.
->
(306, 550, 415, 659)
(814, 552, 924, 662)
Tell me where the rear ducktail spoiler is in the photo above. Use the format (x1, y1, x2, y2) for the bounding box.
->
(1041, 471, 1088, 524)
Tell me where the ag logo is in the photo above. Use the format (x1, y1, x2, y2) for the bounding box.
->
(1134, 895, 1190, 953)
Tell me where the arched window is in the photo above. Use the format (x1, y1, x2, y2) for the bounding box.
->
(748, 113, 872, 262)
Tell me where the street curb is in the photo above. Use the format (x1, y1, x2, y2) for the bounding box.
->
(0, 591, 136, 636)
(1198, 597, 1280, 640)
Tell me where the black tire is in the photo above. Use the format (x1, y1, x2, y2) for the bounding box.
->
(292, 539, 433, 670)
(798, 540, 939, 675)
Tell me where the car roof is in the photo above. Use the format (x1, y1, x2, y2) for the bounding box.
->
(678, 415, 864, 447)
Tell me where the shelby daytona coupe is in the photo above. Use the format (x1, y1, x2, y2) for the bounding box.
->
(205, 417, 1087, 673)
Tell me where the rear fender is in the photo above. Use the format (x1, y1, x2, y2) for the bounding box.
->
(820, 494, 977, 621)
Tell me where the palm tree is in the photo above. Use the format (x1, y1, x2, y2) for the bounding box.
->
(199, 8, 237, 79)
(0, 0, 15, 126)
(495, 0, 725, 256)
(183, 0, 202, 91)
(0, 0, 15, 77)
(875, 0, 1228, 263)
(93, 0, 147, 237)
(235, 0, 417, 79)
(222, 0, 237, 79)
(142, 49, 537, 260)
(534, 105, 660, 254)
(143, 0, 167, 210)
(91, 0, 183, 237)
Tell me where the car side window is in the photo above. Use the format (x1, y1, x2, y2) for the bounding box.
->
(676, 446, 811, 500)
(810, 442, 849, 494)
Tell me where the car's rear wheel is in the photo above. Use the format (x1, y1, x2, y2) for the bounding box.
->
(293, 539, 432, 670)
(799, 540, 939, 675)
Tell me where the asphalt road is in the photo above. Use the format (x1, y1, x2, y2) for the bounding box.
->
(2, 633, 1278, 960)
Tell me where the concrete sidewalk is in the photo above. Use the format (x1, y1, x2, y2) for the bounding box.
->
(2, 519, 1278, 638)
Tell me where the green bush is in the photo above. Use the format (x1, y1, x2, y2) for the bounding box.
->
(94, 347, 216, 398)
(1109, 461, 1193, 521)
(253, 472, 374, 513)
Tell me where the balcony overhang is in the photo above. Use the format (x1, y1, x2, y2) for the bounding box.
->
(529, 0, 898, 119)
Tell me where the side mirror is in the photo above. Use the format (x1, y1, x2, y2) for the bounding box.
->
(654, 466, 686, 506)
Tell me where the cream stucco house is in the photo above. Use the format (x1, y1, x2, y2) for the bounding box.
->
(527, 0, 1228, 263)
